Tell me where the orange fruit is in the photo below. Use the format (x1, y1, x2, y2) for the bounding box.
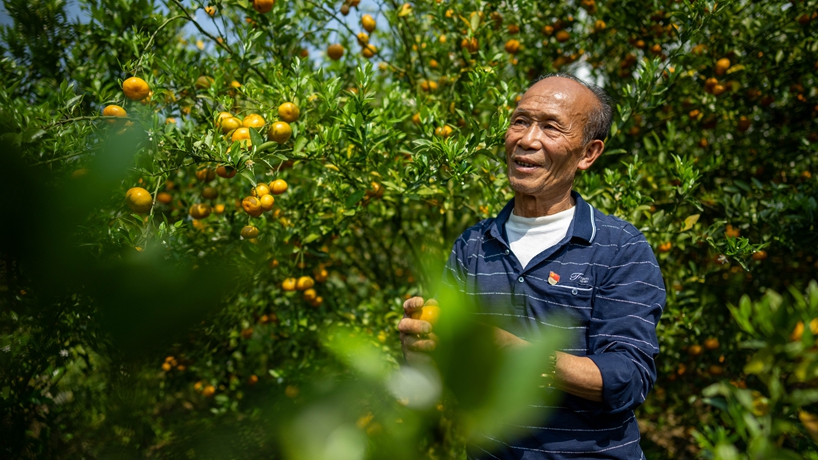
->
(282, 277, 297, 291)
(202, 385, 216, 397)
(285, 385, 299, 398)
(260, 194, 275, 211)
(242, 196, 264, 217)
(361, 44, 377, 58)
(219, 116, 242, 134)
(122, 77, 151, 101)
(658, 242, 672, 253)
(356, 32, 369, 45)
(243, 113, 266, 129)
(188, 203, 212, 219)
(303, 288, 317, 301)
(156, 192, 172, 204)
(268, 121, 292, 143)
(362, 14, 376, 32)
(504, 39, 521, 54)
(241, 225, 259, 238)
(411, 300, 440, 325)
(213, 203, 226, 214)
(202, 186, 219, 200)
(712, 84, 726, 96)
(253, 183, 271, 197)
(420, 80, 438, 92)
(314, 267, 328, 282)
(232, 127, 253, 146)
(688, 344, 703, 356)
(102, 105, 127, 123)
(270, 179, 288, 194)
(278, 102, 300, 122)
(195, 75, 214, 89)
(296, 276, 314, 290)
(310, 296, 324, 308)
(555, 30, 570, 42)
(248, 375, 259, 385)
(412, 113, 421, 125)
(704, 338, 719, 350)
(715, 57, 731, 75)
(126, 187, 153, 213)
(253, 0, 274, 13)
(507, 24, 520, 34)
(216, 165, 236, 178)
(215, 111, 233, 126)
(327, 43, 345, 60)
(460, 37, 479, 53)
(434, 125, 453, 138)
(162, 362, 172, 372)
(751, 250, 767, 261)
(340, 4, 350, 15)
(195, 167, 216, 182)
(205, 5, 216, 16)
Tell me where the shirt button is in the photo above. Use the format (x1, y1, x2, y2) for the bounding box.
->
(518, 276, 524, 283)
(505, 249, 510, 255)
(571, 288, 578, 295)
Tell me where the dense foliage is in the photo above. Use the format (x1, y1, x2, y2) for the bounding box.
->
(1, 0, 817, 458)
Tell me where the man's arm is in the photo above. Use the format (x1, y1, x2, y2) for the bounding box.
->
(493, 327, 602, 402)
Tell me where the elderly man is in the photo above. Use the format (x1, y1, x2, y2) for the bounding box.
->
(399, 74, 665, 459)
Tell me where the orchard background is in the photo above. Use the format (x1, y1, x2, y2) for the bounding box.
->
(1, 0, 818, 458)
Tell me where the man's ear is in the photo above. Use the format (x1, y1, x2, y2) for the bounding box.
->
(577, 139, 604, 171)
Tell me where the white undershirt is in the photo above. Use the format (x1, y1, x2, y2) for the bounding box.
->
(505, 206, 575, 269)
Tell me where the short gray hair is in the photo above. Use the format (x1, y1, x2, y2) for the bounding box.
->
(534, 73, 614, 144)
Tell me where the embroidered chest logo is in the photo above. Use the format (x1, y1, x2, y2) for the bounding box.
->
(570, 272, 591, 285)
(547, 271, 560, 285)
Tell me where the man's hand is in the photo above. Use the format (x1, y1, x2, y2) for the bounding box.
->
(398, 296, 439, 366)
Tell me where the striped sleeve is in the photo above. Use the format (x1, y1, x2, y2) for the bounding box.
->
(442, 235, 469, 291)
(586, 229, 665, 413)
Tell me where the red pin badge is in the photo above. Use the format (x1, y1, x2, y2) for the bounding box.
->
(548, 271, 560, 285)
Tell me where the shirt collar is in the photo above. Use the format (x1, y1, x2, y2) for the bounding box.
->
(485, 191, 597, 244)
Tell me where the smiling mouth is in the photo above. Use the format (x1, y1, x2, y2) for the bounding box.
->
(512, 157, 541, 168)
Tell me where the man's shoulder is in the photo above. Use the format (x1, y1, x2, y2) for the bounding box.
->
(452, 217, 494, 248)
(587, 204, 647, 244)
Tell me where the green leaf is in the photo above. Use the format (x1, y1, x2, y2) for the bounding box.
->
(345, 190, 366, 207)
(681, 214, 700, 232)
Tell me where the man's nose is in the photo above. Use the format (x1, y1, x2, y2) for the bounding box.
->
(518, 124, 542, 150)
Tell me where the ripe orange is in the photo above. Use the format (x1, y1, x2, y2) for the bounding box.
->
(278, 102, 300, 122)
(195, 75, 215, 89)
(361, 44, 377, 58)
(232, 127, 253, 146)
(202, 385, 216, 397)
(205, 5, 216, 16)
(362, 14, 376, 32)
(460, 37, 479, 53)
(248, 375, 259, 385)
(687, 344, 703, 356)
(751, 250, 767, 261)
(156, 192, 172, 204)
(282, 277, 297, 291)
(253, 183, 271, 197)
(434, 125, 453, 138)
(270, 179, 288, 194)
(243, 113, 265, 129)
(412, 113, 421, 125)
(507, 24, 520, 34)
(242, 196, 264, 217)
(189, 203, 212, 219)
(102, 105, 127, 123)
(213, 203, 226, 214)
(122, 77, 151, 101)
(340, 4, 350, 15)
(162, 362, 172, 372)
(253, 0, 274, 13)
(195, 167, 216, 182)
(715, 57, 731, 75)
(594, 19, 606, 31)
(216, 165, 236, 178)
(658, 242, 672, 253)
(241, 225, 259, 238)
(327, 43, 345, 60)
(356, 32, 369, 45)
(310, 296, 324, 307)
(219, 116, 242, 134)
(555, 30, 570, 42)
(411, 300, 440, 325)
(202, 186, 219, 200)
(314, 266, 328, 282)
(712, 85, 726, 96)
(303, 288, 317, 301)
(126, 187, 153, 213)
(504, 39, 521, 54)
(296, 276, 315, 290)
(268, 121, 292, 144)
(420, 80, 438, 92)
(260, 194, 275, 211)
(704, 338, 720, 350)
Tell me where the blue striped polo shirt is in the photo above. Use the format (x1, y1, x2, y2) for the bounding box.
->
(443, 191, 665, 460)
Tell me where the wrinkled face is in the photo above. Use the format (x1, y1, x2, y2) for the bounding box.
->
(504, 77, 598, 199)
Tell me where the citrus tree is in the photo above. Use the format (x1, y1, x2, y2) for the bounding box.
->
(1, 0, 818, 458)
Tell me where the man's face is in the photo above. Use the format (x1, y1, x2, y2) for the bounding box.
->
(504, 77, 599, 199)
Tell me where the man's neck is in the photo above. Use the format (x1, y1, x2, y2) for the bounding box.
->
(513, 191, 575, 218)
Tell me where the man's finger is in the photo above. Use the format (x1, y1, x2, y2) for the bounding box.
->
(402, 334, 437, 352)
(402, 296, 425, 316)
(398, 317, 431, 335)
